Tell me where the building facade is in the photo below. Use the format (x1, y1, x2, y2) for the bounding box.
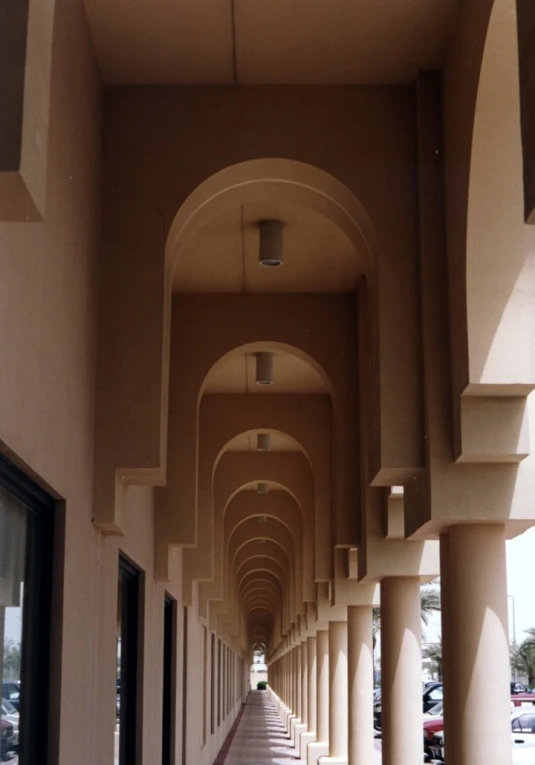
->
(1, 0, 535, 763)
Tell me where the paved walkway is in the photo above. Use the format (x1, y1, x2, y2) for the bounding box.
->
(215, 690, 306, 764)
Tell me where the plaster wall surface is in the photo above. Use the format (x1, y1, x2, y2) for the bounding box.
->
(0, 0, 102, 761)
(0, 3, 246, 763)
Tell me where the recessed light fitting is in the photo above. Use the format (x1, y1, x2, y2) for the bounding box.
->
(258, 219, 284, 267)
(257, 482, 269, 494)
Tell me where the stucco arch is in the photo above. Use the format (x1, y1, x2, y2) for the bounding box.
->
(176, 395, 332, 606)
(224, 492, 306, 606)
(228, 521, 298, 612)
(199, 450, 314, 617)
(212, 546, 291, 636)
(226, 505, 303, 612)
(165, 158, 377, 280)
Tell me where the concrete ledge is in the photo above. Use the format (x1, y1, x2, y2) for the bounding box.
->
(308, 741, 329, 765)
(300, 731, 316, 759)
(293, 722, 307, 747)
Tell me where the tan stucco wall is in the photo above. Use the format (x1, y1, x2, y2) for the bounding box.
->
(4, 1, 535, 762)
(0, 0, 103, 761)
(0, 1, 246, 763)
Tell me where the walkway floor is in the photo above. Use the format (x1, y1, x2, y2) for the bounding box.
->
(216, 690, 306, 765)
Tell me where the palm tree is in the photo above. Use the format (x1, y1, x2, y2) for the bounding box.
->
(423, 640, 443, 681)
(373, 582, 441, 653)
(511, 632, 535, 686)
(420, 584, 441, 626)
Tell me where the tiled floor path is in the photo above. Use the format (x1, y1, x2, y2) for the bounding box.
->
(214, 690, 306, 765)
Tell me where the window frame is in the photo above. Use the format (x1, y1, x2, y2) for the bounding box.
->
(0, 453, 57, 765)
(117, 554, 144, 765)
(162, 594, 176, 765)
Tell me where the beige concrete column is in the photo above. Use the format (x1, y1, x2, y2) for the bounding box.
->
(447, 524, 512, 765)
(296, 643, 303, 720)
(301, 639, 308, 726)
(308, 629, 329, 764)
(287, 650, 292, 709)
(292, 647, 298, 715)
(308, 636, 317, 732)
(286, 651, 291, 709)
(284, 652, 289, 705)
(293, 639, 308, 746)
(380, 577, 422, 765)
(326, 620, 348, 760)
(348, 606, 374, 765)
(317, 629, 329, 742)
(301, 635, 317, 759)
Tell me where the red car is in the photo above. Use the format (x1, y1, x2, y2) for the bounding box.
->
(511, 694, 535, 708)
(1, 719, 14, 759)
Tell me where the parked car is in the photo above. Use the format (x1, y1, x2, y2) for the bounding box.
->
(1, 700, 19, 750)
(373, 696, 382, 729)
(431, 708, 535, 764)
(423, 683, 443, 712)
(513, 682, 529, 695)
(512, 695, 535, 709)
(1, 685, 20, 713)
(423, 700, 443, 718)
(0, 719, 14, 760)
(423, 712, 445, 761)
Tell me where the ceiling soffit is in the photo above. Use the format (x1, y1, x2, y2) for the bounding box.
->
(84, 0, 460, 85)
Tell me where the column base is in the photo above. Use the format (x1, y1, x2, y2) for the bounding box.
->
(293, 722, 307, 748)
(290, 716, 302, 740)
(300, 731, 316, 759)
(277, 702, 289, 723)
(318, 758, 348, 765)
(285, 711, 297, 732)
(308, 741, 329, 765)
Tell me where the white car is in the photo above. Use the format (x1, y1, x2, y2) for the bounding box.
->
(433, 709, 535, 764)
(1, 699, 19, 748)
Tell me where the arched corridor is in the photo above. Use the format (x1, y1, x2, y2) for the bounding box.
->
(2, 1, 535, 765)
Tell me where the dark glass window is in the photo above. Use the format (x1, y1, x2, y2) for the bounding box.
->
(0, 454, 56, 765)
(210, 634, 215, 735)
(181, 607, 188, 765)
(518, 714, 535, 733)
(117, 556, 143, 765)
(162, 595, 176, 765)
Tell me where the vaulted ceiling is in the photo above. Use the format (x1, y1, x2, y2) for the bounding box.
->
(84, 0, 461, 85)
(173, 203, 360, 294)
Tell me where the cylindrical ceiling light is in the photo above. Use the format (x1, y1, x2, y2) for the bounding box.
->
(258, 219, 284, 267)
(257, 433, 271, 452)
(255, 352, 274, 386)
(257, 482, 269, 494)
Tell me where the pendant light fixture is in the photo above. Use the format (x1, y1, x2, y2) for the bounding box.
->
(258, 219, 284, 267)
(255, 352, 274, 385)
(257, 433, 271, 452)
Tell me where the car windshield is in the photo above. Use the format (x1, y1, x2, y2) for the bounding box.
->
(2, 700, 17, 714)
(427, 701, 443, 715)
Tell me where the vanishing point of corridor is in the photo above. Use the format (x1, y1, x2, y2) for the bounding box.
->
(215, 691, 306, 765)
